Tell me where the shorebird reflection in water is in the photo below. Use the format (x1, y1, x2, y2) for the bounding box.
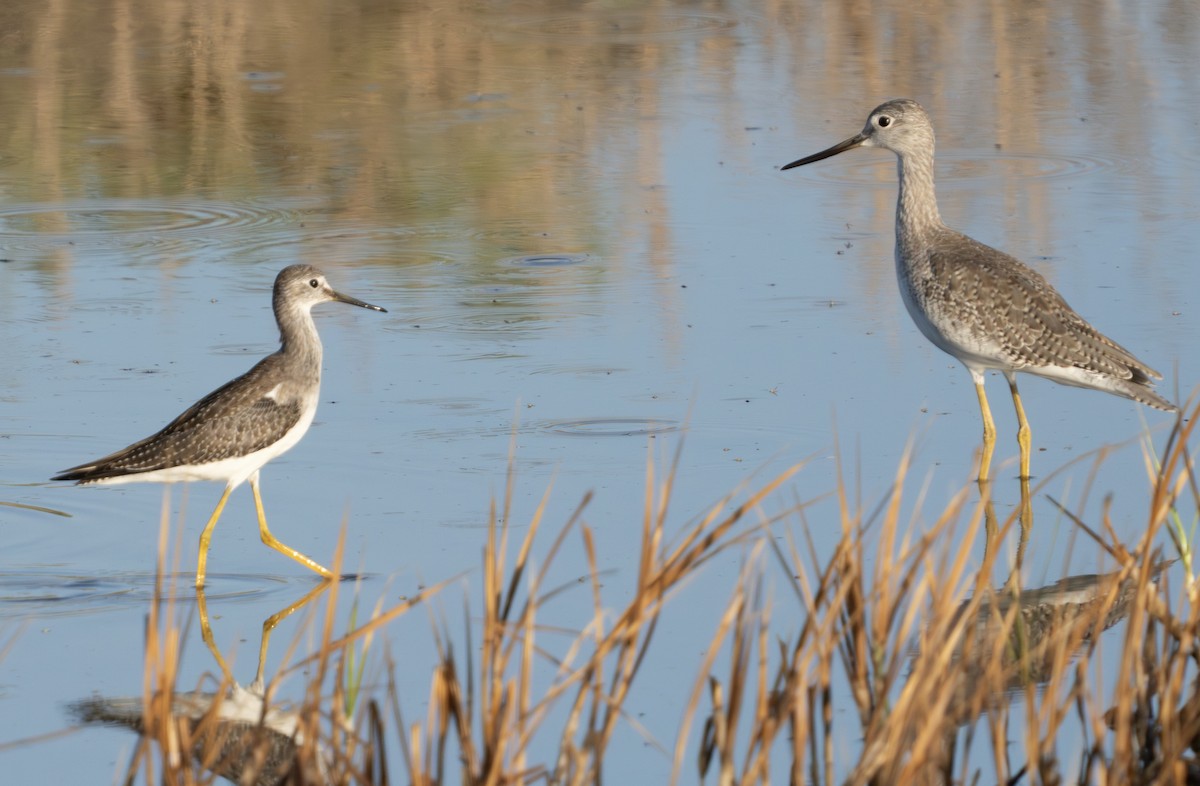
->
(782, 99, 1176, 481)
(72, 581, 333, 786)
(53, 265, 387, 586)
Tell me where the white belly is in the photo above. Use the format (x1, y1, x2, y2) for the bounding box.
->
(91, 402, 318, 489)
(895, 253, 1009, 374)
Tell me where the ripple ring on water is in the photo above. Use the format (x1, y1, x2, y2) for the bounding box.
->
(540, 417, 681, 437)
(0, 199, 308, 237)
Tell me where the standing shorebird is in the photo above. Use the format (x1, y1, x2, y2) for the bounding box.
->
(781, 99, 1176, 481)
(52, 265, 386, 586)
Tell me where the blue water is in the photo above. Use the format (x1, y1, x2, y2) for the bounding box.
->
(1, 0, 1197, 782)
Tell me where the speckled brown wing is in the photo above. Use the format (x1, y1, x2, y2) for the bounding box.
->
(927, 231, 1163, 384)
(53, 354, 302, 483)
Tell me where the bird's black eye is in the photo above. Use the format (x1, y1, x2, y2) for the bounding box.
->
(309, 279, 319, 288)
(877, 115, 892, 128)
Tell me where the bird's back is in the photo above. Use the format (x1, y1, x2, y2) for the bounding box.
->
(53, 353, 307, 484)
(900, 226, 1174, 410)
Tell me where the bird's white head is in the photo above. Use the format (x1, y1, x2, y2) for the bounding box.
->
(857, 99, 934, 156)
(274, 264, 387, 315)
(781, 98, 935, 170)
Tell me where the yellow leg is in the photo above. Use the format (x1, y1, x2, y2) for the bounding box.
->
(1004, 477, 1035, 617)
(253, 581, 331, 690)
(1016, 477, 1032, 566)
(974, 378, 997, 482)
(977, 478, 999, 558)
(196, 485, 234, 588)
(1006, 373, 1032, 480)
(195, 584, 234, 684)
(249, 473, 333, 580)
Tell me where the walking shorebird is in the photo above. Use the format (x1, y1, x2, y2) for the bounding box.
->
(781, 99, 1176, 480)
(53, 264, 386, 585)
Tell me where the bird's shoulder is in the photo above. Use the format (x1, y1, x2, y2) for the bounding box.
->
(156, 352, 303, 437)
(53, 353, 308, 479)
(927, 229, 1155, 378)
(927, 229, 1061, 302)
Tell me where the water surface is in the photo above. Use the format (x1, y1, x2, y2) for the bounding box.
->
(1, 0, 1198, 782)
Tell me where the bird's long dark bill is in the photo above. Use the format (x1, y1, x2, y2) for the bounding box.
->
(332, 290, 388, 313)
(781, 131, 868, 170)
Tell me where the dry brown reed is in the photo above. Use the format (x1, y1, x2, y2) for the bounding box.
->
(99, 403, 1200, 785)
(394, 439, 805, 785)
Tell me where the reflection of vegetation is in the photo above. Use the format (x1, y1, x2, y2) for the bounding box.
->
(2, 0, 1190, 277)
(57, 402, 1200, 783)
(1, 0, 700, 260)
(0, 500, 70, 517)
(10, 0, 1190, 340)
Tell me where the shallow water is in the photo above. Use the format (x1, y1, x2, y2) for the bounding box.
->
(1, 0, 1198, 782)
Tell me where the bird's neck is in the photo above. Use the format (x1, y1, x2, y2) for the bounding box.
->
(894, 149, 943, 245)
(276, 303, 324, 371)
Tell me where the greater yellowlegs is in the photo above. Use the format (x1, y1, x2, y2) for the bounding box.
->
(782, 99, 1176, 480)
(53, 264, 386, 586)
